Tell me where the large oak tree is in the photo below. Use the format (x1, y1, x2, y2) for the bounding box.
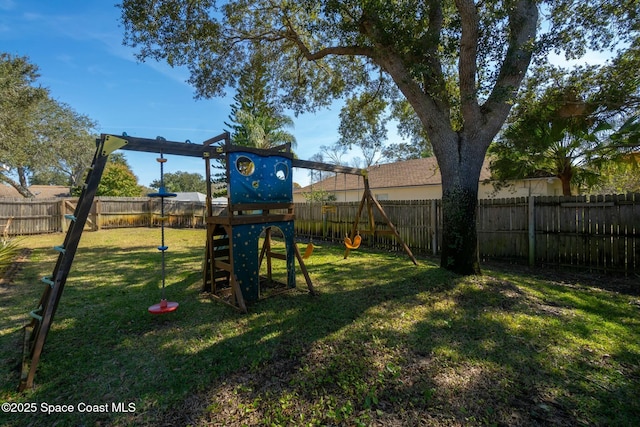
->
(119, 0, 637, 274)
(0, 53, 97, 197)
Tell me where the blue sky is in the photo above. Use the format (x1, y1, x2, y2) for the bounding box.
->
(0, 0, 345, 187)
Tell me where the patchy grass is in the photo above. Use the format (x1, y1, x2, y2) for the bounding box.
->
(0, 228, 639, 426)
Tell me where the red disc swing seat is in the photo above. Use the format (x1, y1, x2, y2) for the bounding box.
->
(148, 299, 179, 314)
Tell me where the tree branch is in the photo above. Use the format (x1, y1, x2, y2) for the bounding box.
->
(273, 2, 375, 61)
(418, 1, 450, 115)
(288, 37, 376, 60)
(0, 173, 34, 198)
(482, 0, 538, 137)
(353, 8, 452, 142)
(455, 0, 481, 125)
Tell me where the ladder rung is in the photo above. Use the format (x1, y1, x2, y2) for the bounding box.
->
(41, 277, 55, 287)
(29, 306, 43, 322)
(64, 214, 77, 222)
(53, 245, 66, 254)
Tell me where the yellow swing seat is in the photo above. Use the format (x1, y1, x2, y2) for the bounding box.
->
(302, 242, 315, 259)
(344, 234, 362, 250)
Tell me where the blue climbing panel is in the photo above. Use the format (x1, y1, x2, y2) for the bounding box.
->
(223, 150, 296, 302)
(228, 152, 292, 204)
(232, 222, 296, 302)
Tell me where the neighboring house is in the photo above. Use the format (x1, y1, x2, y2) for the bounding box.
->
(171, 192, 228, 206)
(294, 157, 562, 203)
(172, 192, 207, 202)
(0, 185, 71, 199)
(168, 191, 227, 206)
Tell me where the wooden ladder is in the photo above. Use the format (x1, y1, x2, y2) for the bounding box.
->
(19, 135, 125, 391)
(203, 223, 231, 292)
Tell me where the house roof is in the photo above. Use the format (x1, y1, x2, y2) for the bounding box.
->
(296, 156, 494, 192)
(0, 185, 21, 198)
(29, 185, 71, 198)
(172, 192, 207, 202)
(0, 185, 70, 199)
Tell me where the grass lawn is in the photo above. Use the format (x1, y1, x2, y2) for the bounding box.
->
(0, 228, 639, 426)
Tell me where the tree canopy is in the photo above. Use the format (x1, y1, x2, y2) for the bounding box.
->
(0, 53, 97, 197)
(120, 0, 638, 274)
(338, 92, 388, 167)
(150, 170, 206, 193)
(490, 46, 640, 196)
(95, 154, 144, 197)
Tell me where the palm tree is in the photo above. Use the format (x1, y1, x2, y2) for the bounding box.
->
(235, 109, 296, 150)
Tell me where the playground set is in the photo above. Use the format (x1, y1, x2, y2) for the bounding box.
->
(18, 132, 416, 391)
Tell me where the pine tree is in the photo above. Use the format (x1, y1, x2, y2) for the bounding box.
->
(224, 51, 295, 149)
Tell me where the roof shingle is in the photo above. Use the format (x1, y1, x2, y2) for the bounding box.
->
(297, 157, 493, 192)
(0, 185, 70, 199)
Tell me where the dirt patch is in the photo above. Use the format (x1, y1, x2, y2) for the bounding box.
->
(0, 248, 32, 286)
(483, 260, 640, 297)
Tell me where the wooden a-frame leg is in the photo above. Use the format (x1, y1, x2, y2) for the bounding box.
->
(230, 273, 247, 313)
(294, 244, 316, 295)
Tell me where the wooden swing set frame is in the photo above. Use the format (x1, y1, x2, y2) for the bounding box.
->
(17, 132, 418, 391)
(293, 159, 418, 265)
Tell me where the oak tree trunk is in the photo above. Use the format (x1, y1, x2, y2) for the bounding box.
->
(436, 135, 486, 275)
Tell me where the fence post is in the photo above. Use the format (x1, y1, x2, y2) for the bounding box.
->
(528, 195, 535, 267)
(95, 199, 102, 231)
(430, 199, 437, 256)
(59, 199, 66, 233)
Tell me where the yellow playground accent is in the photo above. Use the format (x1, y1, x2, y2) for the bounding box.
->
(302, 242, 315, 259)
(344, 234, 361, 250)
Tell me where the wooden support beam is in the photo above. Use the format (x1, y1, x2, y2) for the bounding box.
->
(268, 252, 287, 261)
(292, 158, 366, 176)
(230, 273, 247, 313)
(207, 214, 296, 225)
(344, 178, 368, 259)
(214, 260, 233, 272)
(368, 193, 419, 266)
(231, 202, 294, 211)
(103, 133, 226, 158)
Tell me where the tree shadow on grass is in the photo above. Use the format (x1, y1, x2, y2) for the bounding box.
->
(0, 242, 205, 425)
(2, 241, 639, 426)
(1, 247, 441, 426)
(163, 269, 640, 427)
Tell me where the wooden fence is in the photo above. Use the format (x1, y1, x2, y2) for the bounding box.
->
(294, 194, 640, 274)
(0, 197, 222, 235)
(0, 194, 638, 273)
